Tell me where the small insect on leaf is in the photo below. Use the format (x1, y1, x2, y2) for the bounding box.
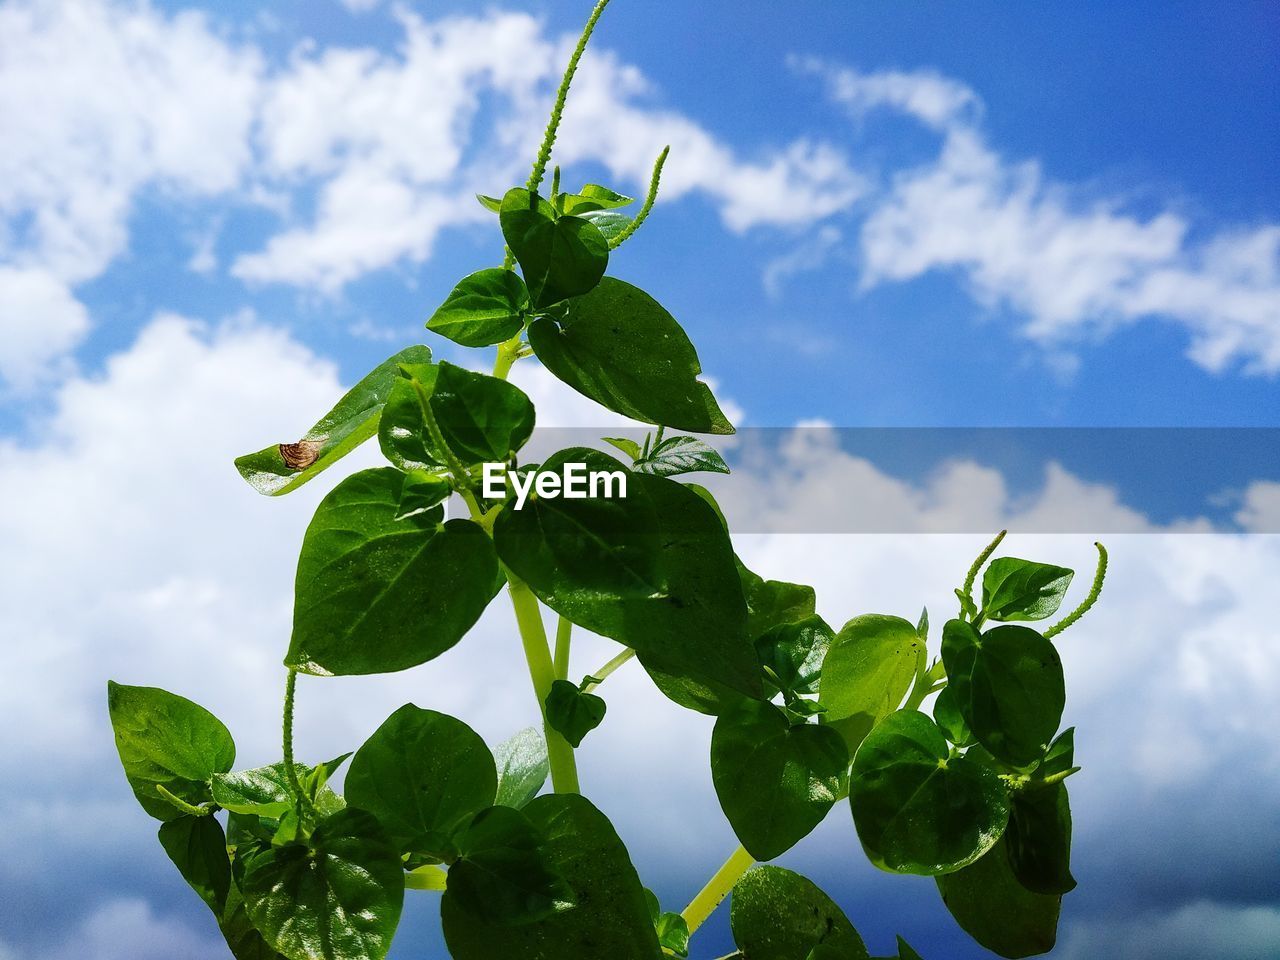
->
(278, 439, 324, 471)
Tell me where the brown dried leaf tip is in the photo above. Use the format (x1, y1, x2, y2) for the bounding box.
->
(279, 439, 324, 471)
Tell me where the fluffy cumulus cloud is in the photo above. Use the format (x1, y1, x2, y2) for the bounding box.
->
(804, 61, 1280, 374)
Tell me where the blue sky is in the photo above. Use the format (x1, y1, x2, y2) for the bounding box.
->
(1, 1, 1278, 959)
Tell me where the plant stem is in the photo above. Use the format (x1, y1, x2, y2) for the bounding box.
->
(681, 844, 755, 936)
(553, 616, 573, 680)
(960, 529, 1006, 617)
(526, 0, 613, 196)
(1044, 542, 1108, 639)
(282, 669, 316, 819)
(507, 575, 581, 794)
(156, 784, 215, 817)
(609, 146, 670, 249)
(582, 647, 636, 693)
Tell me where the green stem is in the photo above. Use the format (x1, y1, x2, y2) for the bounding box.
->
(526, 0, 613, 196)
(507, 575, 581, 794)
(681, 844, 755, 936)
(282, 669, 316, 819)
(961, 529, 1006, 617)
(554, 616, 573, 681)
(609, 146, 670, 249)
(156, 784, 215, 818)
(582, 647, 636, 693)
(1044, 542, 1108, 640)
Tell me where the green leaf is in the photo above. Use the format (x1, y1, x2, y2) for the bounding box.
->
(235, 345, 432, 497)
(442, 794, 662, 960)
(655, 912, 691, 957)
(579, 208, 634, 243)
(211, 760, 344, 820)
(941, 620, 1065, 767)
(602, 436, 643, 460)
(936, 835, 1060, 958)
(107, 682, 235, 821)
(493, 728, 549, 809)
(495, 449, 761, 705)
(730, 866, 869, 960)
(287, 468, 502, 676)
(159, 815, 232, 913)
(379, 362, 536, 470)
(981, 558, 1074, 622)
(500, 188, 609, 308)
(545, 679, 607, 748)
(528, 278, 735, 435)
(1007, 781, 1076, 896)
(239, 808, 404, 960)
(740, 565, 817, 642)
(346, 704, 497, 857)
(426, 269, 529, 347)
(712, 701, 849, 860)
(849, 710, 1009, 875)
(818, 615, 922, 753)
(395, 469, 452, 520)
(476, 194, 503, 213)
(931, 685, 975, 747)
(1041, 727, 1076, 777)
(446, 805, 575, 925)
(634, 435, 730, 478)
(756, 615, 834, 700)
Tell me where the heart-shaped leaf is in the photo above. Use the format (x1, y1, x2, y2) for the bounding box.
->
(107, 682, 235, 821)
(819, 615, 922, 753)
(427, 269, 529, 347)
(712, 701, 848, 860)
(346, 705, 497, 857)
(756, 615, 834, 700)
(849, 710, 1009, 875)
(545, 679, 607, 748)
(981, 558, 1074, 622)
(730, 866, 869, 960)
(941, 620, 1065, 767)
(500, 188, 608, 307)
(287, 468, 502, 676)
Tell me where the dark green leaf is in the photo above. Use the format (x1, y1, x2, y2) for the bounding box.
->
(287, 468, 502, 676)
(819, 615, 922, 753)
(713, 701, 848, 860)
(730, 866, 869, 960)
(158, 815, 232, 913)
(528, 278, 735, 435)
(239, 808, 404, 960)
(493, 728, 549, 809)
(500, 188, 608, 307)
(931, 686, 975, 747)
(635, 435, 730, 478)
(1007, 783, 1076, 895)
(757, 615, 834, 700)
(426, 269, 528, 347)
(941, 620, 1065, 767)
(495, 449, 761, 705)
(1041, 727, 1076, 777)
(395, 469, 451, 521)
(981, 558, 1074, 622)
(740, 566, 817, 642)
(936, 835, 1060, 958)
(849, 710, 1009, 875)
(379, 361, 536, 469)
(346, 704, 497, 857)
(545, 679, 607, 748)
(446, 805, 575, 925)
(107, 682, 235, 821)
(235, 346, 432, 496)
(212, 760, 343, 820)
(442, 794, 662, 960)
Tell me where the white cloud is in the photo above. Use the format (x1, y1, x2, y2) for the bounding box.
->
(0, 265, 88, 388)
(0, 0, 261, 385)
(807, 61, 1280, 375)
(1058, 901, 1280, 960)
(1236, 480, 1280, 532)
